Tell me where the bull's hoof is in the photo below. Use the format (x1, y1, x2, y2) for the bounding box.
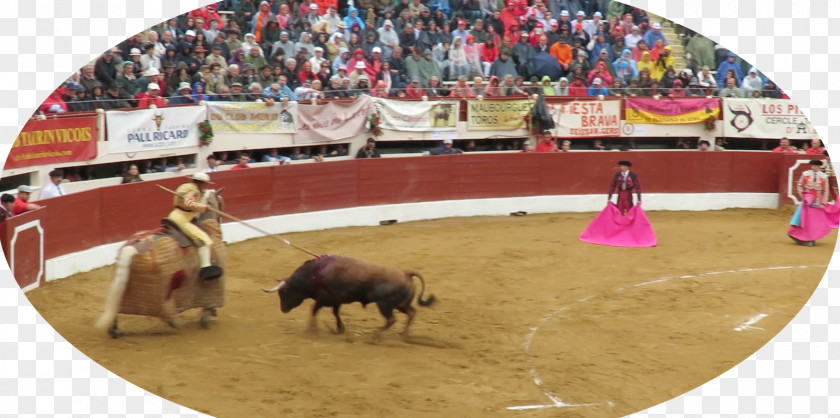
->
(331, 326, 346, 335)
(210, 308, 218, 317)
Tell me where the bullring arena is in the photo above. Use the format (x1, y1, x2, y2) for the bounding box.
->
(7, 152, 834, 417)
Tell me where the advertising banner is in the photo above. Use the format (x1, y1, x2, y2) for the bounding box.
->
(466, 99, 531, 130)
(106, 106, 206, 154)
(625, 97, 721, 124)
(552, 100, 621, 137)
(722, 98, 819, 139)
(7, 116, 98, 169)
(206, 101, 297, 134)
(294, 95, 374, 144)
(373, 98, 458, 131)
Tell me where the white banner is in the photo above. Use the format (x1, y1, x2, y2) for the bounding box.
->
(206, 101, 297, 134)
(106, 106, 206, 154)
(551, 100, 621, 137)
(294, 95, 374, 144)
(373, 98, 458, 131)
(722, 98, 819, 139)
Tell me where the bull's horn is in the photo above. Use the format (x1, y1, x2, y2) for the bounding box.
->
(262, 281, 286, 293)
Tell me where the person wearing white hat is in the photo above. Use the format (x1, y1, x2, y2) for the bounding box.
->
(643, 21, 668, 48)
(12, 185, 42, 215)
(168, 81, 196, 105)
(309, 46, 327, 71)
(348, 60, 368, 89)
(136, 82, 167, 108)
(583, 10, 603, 38)
(304, 3, 320, 27)
(167, 172, 223, 280)
(428, 138, 463, 155)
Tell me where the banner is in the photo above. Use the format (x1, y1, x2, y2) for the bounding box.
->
(106, 106, 206, 154)
(373, 98, 458, 131)
(206, 101, 297, 134)
(294, 95, 373, 144)
(722, 98, 819, 139)
(7, 116, 98, 170)
(466, 99, 531, 130)
(625, 97, 721, 124)
(552, 100, 621, 137)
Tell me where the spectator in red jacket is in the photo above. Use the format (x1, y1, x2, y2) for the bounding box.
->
(136, 83, 166, 108)
(405, 76, 425, 98)
(568, 76, 588, 97)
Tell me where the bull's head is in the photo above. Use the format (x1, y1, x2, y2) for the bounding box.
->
(262, 280, 305, 313)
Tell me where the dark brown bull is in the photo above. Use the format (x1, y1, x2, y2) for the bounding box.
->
(263, 255, 436, 338)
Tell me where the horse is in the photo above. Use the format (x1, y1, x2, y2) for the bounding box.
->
(95, 188, 227, 338)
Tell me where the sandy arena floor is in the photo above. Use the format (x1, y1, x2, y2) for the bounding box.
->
(26, 208, 834, 417)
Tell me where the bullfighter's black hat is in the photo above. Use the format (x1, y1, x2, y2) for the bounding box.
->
(809, 159, 823, 166)
(618, 160, 632, 167)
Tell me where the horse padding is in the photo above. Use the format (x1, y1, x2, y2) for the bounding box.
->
(118, 219, 226, 320)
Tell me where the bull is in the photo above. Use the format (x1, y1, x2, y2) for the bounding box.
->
(262, 255, 436, 338)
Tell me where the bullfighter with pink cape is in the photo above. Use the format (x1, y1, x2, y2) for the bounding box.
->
(821, 159, 840, 229)
(580, 160, 657, 247)
(788, 159, 832, 246)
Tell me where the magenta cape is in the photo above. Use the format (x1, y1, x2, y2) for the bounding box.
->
(824, 200, 840, 229)
(579, 202, 657, 247)
(788, 193, 832, 241)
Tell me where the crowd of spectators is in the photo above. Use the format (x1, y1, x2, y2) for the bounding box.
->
(39, 0, 788, 116)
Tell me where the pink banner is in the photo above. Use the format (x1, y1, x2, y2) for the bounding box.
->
(294, 96, 374, 144)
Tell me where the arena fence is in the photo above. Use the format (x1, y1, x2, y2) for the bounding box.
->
(1, 151, 819, 291)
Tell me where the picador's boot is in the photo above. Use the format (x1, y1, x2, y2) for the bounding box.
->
(198, 245, 223, 280)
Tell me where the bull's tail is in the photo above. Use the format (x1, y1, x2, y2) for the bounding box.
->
(408, 271, 436, 307)
(94, 245, 138, 330)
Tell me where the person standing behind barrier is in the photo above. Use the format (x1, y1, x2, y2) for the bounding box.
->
(772, 138, 797, 153)
(168, 173, 224, 280)
(203, 155, 221, 173)
(535, 129, 558, 152)
(608, 160, 641, 216)
(12, 186, 42, 215)
(788, 159, 832, 246)
(121, 164, 144, 184)
(356, 138, 381, 158)
(39, 169, 67, 199)
(0, 194, 14, 222)
(428, 139, 463, 155)
(231, 153, 252, 170)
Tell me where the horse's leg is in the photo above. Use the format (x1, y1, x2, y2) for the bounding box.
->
(108, 319, 124, 339)
(199, 308, 214, 329)
(164, 316, 182, 329)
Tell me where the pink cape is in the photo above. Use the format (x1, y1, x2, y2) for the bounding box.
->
(824, 200, 840, 229)
(579, 203, 657, 247)
(788, 193, 832, 241)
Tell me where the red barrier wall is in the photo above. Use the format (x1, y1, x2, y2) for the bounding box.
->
(1, 151, 816, 288)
